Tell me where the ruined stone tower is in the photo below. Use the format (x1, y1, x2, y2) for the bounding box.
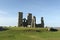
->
(31, 16, 36, 28)
(18, 12, 23, 27)
(27, 13, 32, 27)
(41, 17, 44, 27)
(18, 12, 45, 28)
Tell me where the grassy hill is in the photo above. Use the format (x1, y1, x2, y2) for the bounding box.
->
(0, 27, 60, 40)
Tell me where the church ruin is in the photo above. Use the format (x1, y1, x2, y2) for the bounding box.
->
(18, 12, 44, 28)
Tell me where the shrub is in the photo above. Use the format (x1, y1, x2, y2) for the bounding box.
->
(50, 27, 58, 31)
(0, 27, 8, 31)
(20, 28, 48, 32)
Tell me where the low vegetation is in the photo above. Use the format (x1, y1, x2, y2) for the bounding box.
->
(0, 27, 60, 40)
(8, 27, 48, 32)
(50, 27, 58, 31)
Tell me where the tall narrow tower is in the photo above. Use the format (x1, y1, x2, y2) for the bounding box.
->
(27, 13, 32, 25)
(41, 17, 44, 28)
(18, 12, 23, 27)
(31, 16, 36, 28)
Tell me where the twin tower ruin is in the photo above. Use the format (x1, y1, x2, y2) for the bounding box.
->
(18, 12, 44, 28)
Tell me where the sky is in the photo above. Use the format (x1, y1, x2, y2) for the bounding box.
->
(0, 0, 60, 27)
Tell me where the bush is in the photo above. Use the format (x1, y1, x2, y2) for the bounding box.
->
(19, 28, 48, 32)
(7, 27, 48, 32)
(50, 27, 58, 31)
(0, 27, 8, 31)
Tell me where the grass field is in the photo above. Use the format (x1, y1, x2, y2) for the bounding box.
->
(0, 27, 60, 40)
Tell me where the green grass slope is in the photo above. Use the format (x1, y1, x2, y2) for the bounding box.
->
(0, 27, 60, 40)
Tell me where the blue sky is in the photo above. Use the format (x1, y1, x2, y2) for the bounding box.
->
(0, 0, 60, 27)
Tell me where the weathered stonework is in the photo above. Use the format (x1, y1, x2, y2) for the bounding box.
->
(31, 16, 36, 28)
(41, 17, 44, 27)
(27, 13, 32, 25)
(18, 12, 23, 27)
(23, 18, 27, 27)
(18, 12, 44, 28)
